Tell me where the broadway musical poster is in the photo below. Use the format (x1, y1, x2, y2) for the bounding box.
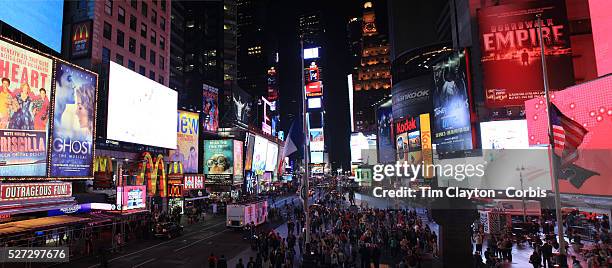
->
(202, 84, 219, 132)
(50, 62, 97, 177)
(432, 50, 473, 154)
(0, 39, 53, 176)
(479, 0, 574, 108)
(169, 110, 199, 173)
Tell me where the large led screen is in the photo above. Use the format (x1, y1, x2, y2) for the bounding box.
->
(310, 151, 324, 164)
(169, 110, 199, 173)
(107, 62, 177, 149)
(252, 136, 268, 172)
(432, 50, 473, 154)
(233, 140, 244, 181)
(480, 120, 529, 149)
(479, 0, 574, 108)
(376, 100, 395, 163)
(525, 75, 612, 196)
(203, 140, 234, 176)
(50, 62, 97, 177)
(265, 141, 278, 172)
(309, 128, 324, 151)
(0, 1, 64, 52)
(244, 134, 255, 171)
(0, 39, 53, 176)
(202, 84, 219, 132)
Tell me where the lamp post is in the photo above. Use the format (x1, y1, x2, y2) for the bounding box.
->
(516, 166, 527, 223)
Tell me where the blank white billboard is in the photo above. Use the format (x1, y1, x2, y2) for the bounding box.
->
(265, 141, 278, 172)
(107, 62, 177, 149)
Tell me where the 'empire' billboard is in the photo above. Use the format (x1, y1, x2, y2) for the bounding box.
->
(479, 0, 574, 108)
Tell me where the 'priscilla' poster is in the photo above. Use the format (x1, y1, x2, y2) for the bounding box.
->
(0, 38, 53, 176)
(50, 62, 97, 177)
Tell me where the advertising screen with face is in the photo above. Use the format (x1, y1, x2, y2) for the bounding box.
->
(252, 135, 268, 172)
(50, 62, 97, 177)
(107, 62, 177, 149)
(376, 100, 395, 163)
(0, 39, 53, 176)
(265, 141, 278, 172)
(479, 0, 574, 108)
(204, 140, 234, 177)
(169, 110, 199, 173)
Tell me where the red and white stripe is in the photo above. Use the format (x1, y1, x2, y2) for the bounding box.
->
(557, 114, 588, 167)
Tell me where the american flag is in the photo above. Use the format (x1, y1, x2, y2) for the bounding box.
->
(550, 104, 588, 168)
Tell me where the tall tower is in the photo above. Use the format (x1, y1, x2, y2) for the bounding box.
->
(352, 1, 391, 133)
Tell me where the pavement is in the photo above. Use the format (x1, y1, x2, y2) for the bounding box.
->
(41, 195, 298, 268)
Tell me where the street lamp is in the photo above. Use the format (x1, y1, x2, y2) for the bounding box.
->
(516, 166, 527, 223)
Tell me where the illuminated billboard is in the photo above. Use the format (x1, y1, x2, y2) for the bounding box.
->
(376, 99, 395, 163)
(308, 97, 322, 109)
(204, 140, 234, 180)
(244, 134, 255, 171)
(432, 50, 473, 154)
(306, 81, 322, 97)
(479, 0, 574, 108)
(233, 140, 244, 182)
(0, 39, 53, 177)
(107, 62, 177, 149)
(309, 128, 324, 151)
(525, 75, 612, 196)
(304, 47, 320, 59)
(265, 141, 278, 172)
(480, 120, 529, 149)
(0, 182, 72, 201)
(395, 114, 434, 179)
(70, 20, 93, 59)
(50, 62, 98, 177)
(169, 110, 199, 173)
(252, 135, 268, 172)
(0, 1, 64, 52)
(202, 84, 219, 132)
(310, 151, 324, 164)
(116, 185, 146, 210)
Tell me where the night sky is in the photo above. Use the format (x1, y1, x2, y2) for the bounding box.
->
(266, 0, 386, 170)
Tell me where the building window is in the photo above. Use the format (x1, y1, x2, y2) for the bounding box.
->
(159, 56, 165, 70)
(160, 17, 166, 31)
(161, 0, 166, 11)
(158, 76, 164, 84)
(159, 36, 165, 50)
(104, 0, 112, 15)
(118, 6, 125, 23)
(128, 60, 135, 70)
(150, 30, 156, 44)
(149, 70, 155, 80)
(130, 15, 137, 31)
(129, 37, 136, 53)
(150, 50, 156, 65)
(141, 23, 147, 38)
(130, 0, 137, 9)
(141, 2, 147, 17)
(139, 66, 146, 76)
(116, 30, 124, 47)
(103, 22, 112, 39)
(140, 44, 147, 60)
(102, 47, 110, 64)
(151, 10, 157, 24)
(115, 53, 124, 65)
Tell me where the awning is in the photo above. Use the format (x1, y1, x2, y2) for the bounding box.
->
(185, 196, 209, 201)
(0, 215, 91, 236)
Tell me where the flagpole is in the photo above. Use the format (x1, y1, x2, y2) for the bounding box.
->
(537, 14, 567, 263)
(299, 36, 311, 244)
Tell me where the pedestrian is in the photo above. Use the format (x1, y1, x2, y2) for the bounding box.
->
(571, 256, 582, 268)
(474, 232, 483, 254)
(218, 255, 228, 268)
(208, 253, 218, 268)
(541, 241, 552, 268)
(529, 250, 542, 268)
(247, 256, 255, 268)
(236, 258, 245, 268)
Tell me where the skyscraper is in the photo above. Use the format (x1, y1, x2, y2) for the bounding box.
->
(351, 1, 391, 133)
(62, 0, 171, 137)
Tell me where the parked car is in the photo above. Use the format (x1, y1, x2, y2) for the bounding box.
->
(153, 222, 183, 239)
